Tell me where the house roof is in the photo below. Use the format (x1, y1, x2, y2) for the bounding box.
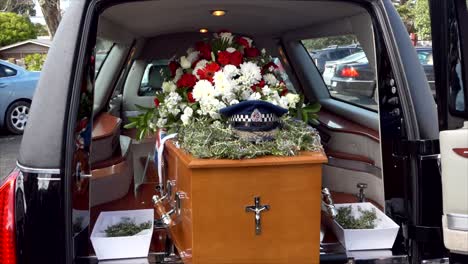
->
(0, 39, 52, 52)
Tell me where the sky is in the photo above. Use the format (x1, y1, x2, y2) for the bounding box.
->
(30, 0, 73, 25)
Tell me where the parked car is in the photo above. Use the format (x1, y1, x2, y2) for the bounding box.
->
(310, 45, 361, 73)
(328, 47, 435, 98)
(0, 60, 39, 134)
(1, 1, 468, 264)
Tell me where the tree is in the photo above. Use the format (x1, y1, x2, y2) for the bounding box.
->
(37, 0, 61, 38)
(0, 0, 35, 16)
(0, 12, 37, 47)
(395, 1, 415, 33)
(34, 23, 49, 36)
(24, 53, 47, 71)
(302, 35, 358, 51)
(413, 0, 431, 40)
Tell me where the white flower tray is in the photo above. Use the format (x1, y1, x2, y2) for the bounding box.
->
(91, 209, 154, 260)
(331, 203, 399, 251)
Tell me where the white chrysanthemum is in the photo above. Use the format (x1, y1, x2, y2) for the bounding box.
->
(263, 73, 278, 86)
(193, 80, 216, 101)
(186, 50, 200, 64)
(162, 81, 176, 93)
(286, 93, 300, 108)
(239, 62, 262, 86)
(279, 96, 290, 109)
(181, 107, 194, 125)
(213, 71, 233, 95)
(180, 56, 191, 69)
(193, 60, 208, 79)
(219, 32, 233, 44)
(174, 68, 183, 82)
(248, 92, 262, 101)
(223, 64, 239, 79)
(261, 48, 266, 55)
(229, 99, 240, 105)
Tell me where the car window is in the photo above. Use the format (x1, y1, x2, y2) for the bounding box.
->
(139, 60, 169, 96)
(417, 49, 433, 66)
(302, 35, 377, 111)
(95, 38, 114, 76)
(0, 64, 17, 78)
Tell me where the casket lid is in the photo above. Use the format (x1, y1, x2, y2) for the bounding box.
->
(165, 141, 327, 169)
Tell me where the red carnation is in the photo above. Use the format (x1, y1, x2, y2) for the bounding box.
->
(187, 92, 196, 103)
(154, 98, 160, 107)
(176, 73, 198, 88)
(195, 41, 212, 60)
(169, 61, 180, 77)
(251, 79, 266, 92)
(237, 37, 250, 48)
(245, 47, 260, 58)
(280, 87, 289, 96)
(230, 51, 243, 66)
(262, 62, 278, 73)
(197, 62, 221, 82)
(217, 51, 231, 66)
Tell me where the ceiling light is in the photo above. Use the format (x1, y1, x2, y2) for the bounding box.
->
(211, 10, 226, 17)
(199, 28, 209, 33)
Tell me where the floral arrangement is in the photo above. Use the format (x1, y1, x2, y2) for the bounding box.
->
(126, 31, 322, 158)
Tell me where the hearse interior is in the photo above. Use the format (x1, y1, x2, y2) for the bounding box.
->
(12, 0, 468, 264)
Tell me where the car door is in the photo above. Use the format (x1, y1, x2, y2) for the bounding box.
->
(429, 0, 468, 262)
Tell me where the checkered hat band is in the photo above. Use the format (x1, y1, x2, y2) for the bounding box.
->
(229, 113, 278, 122)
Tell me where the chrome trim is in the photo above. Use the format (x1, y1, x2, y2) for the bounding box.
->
(326, 156, 382, 178)
(447, 213, 468, 231)
(16, 161, 61, 174)
(419, 154, 441, 160)
(37, 177, 61, 181)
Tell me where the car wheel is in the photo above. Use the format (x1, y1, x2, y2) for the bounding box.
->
(5, 101, 31, 135)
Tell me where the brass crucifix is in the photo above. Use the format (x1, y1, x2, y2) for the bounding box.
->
(245, 196, 270, 235)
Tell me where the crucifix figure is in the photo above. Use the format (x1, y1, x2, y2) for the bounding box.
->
(245, 196, 270, 235)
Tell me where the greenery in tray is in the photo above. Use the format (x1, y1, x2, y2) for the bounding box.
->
(178, 116, 323, 159)
(335, 206, 378, 229)
(104, 217, 152, 237)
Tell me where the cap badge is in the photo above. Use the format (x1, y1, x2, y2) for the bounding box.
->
(251, 109, 262, 122)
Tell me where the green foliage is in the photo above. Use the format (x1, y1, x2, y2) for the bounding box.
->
(413, 0, 431, 40)
(335, 206, 378, 229)
(178, 117, 323, 159)
(24, 53, 47, 71)
(0, 12, 37, 47)
(34, 23, 49, 36)
(302, 35, 358, 51)
(395, 1, 415, 33)
(124, 105, 157, 140)
(105, 217, 152, 237)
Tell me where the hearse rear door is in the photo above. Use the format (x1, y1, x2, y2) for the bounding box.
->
(429, 0, 468, 260)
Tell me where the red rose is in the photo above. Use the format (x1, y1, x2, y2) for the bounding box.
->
(244, 47, 260, 58)
(177, 73, 198, 88)
(187, 92, 196, 103)
(169, 61, 180, 77)
(262, 62, 278, 73)
(197, 62, 221, 82)
(195, 41, 212, 60)
(217, 51, 231, 66)
(230, 51, 243, 66)
(280, 87, 289, 96)
(237, 37, 250, 48)
(251, 79, 266, 92)
(154, 98, 160, 107)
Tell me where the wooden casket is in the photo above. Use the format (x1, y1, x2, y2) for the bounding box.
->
(161, 141, 327, 263)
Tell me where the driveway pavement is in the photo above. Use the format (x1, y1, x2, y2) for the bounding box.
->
(0, 130, 21, 181)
